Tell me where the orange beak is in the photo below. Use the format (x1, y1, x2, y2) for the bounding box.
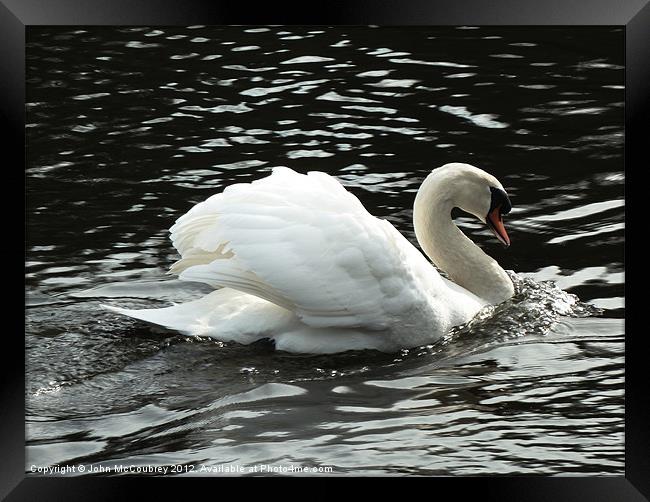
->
(487, 206, 510, 247)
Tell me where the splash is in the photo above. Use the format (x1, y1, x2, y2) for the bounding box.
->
(433, 271, 603, 355)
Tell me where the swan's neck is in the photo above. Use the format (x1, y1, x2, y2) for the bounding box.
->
(413, 173, 514, 304)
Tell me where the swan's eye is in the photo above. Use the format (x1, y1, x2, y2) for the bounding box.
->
(489, 187, 512, 215)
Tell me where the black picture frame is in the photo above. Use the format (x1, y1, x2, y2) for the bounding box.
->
(4, 0, 644, 499)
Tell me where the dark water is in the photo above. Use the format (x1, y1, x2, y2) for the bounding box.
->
(26, 26, 624, 476)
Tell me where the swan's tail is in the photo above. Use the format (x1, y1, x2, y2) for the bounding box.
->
(102, 288, 295, 345)
(102, 303, 197, 336)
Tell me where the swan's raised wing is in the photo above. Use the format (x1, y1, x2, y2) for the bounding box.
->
(169, 167, 441, 331)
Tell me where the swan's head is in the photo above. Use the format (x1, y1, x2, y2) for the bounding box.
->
(427, 163, 513, 247)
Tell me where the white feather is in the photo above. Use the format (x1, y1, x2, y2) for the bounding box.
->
(106, 164, 515, 353)
(169, 167, 448, 332)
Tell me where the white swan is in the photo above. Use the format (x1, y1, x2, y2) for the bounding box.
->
(105, 163, 515, 353)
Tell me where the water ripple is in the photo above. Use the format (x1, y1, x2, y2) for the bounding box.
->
(26, 25, 624, 476)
